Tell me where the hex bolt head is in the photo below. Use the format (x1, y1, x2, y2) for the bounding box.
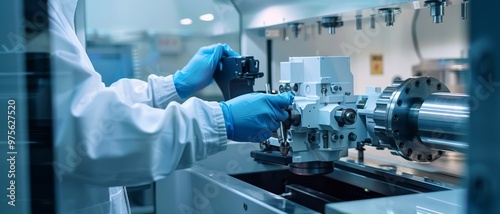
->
(331, 134, 339, 142)
(330, 85, 339, 93)
(279, 85, 285, 93)
(348, 132, 357, 141)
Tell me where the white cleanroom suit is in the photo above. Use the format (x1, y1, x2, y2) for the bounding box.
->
(48, 0, 293, 213)
(50, 0, 226, 213)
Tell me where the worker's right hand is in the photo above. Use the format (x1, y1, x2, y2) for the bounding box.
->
(219, 93, 294, 142)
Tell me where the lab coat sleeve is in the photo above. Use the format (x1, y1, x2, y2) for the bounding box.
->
(69, 88, 228, 187)
(107, 75, 182, 109)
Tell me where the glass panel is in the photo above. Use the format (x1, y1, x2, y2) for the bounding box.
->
(82, 1, 240, 212)
(85, 0, 240, 101)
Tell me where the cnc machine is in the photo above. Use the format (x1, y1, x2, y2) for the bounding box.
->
(157, 1, 483, 213)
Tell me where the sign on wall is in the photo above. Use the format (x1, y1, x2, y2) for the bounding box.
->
(371, 54, 383, 75)
(156, 35, 182, 55)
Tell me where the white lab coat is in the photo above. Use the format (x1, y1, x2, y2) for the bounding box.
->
(47, 0, 228, 213)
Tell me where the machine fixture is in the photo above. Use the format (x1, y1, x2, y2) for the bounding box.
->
(461, 0, 469, 20)
(214, 56, 263, 101)
(288, 22, 304, 38)
(355, 15, 363, 30)
(372, 77, 469, 162)
(316, 21, 322, 35)
(424, 0, 450, 23)
(321, 16, 343, 34)
(252, 56, 470, 176)
(378, 8, 402, 26)
(370, 14, 376, 29)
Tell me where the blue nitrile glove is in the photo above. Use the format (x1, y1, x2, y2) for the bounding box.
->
(173, 43, 239, 99)
(219, 93, 294, 142)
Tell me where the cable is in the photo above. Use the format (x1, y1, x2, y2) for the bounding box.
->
(412, 9, 423, 61)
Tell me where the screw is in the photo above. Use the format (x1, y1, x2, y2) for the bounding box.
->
(398, 142, 404, 148)
(331, 85, 339, 93)
(348, 132, 357, 141)
(323, 133, 329, 148)
(356, 15, 362, 30)
(293, 83, 299, 92)
(370, 14, 376, 29)
(243, 203, 248, 211)
(345, 111, 357, 124)
(331, 134, 339, 142)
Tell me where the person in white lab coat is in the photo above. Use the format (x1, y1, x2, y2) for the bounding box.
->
(46, 0, 293, 213)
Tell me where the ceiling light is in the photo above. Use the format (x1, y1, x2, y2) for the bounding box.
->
(199, 14, 214, 21)
(180, 18, 192, 25)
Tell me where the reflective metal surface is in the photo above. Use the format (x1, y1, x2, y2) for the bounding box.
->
(325, 189, 465, 214)
(418, 93, 469, 152)
(374, 77, 450, 162)
(156, 143, 318, 214)
(345, 147, 463, 186)
(289, 161, 334, 175)
(232, 157, 455, 213)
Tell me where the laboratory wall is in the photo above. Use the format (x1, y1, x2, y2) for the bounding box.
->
(243, 4, 469, 94)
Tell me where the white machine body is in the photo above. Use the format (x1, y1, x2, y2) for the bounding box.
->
(280, 56, 368, 163)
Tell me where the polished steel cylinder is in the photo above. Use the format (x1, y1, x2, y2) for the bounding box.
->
(417, 93, 469, 152)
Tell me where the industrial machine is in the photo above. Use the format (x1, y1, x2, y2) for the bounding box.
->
(5, 0, 498, 213)
(252, 56, 468, 176)
(158, 55, 468, 213)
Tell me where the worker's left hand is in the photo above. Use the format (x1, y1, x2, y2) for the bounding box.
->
(173, 43, 239, 98)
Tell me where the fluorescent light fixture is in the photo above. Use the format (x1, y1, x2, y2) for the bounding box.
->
(180, 18, 192, 25)
(199, 13, 214, 21)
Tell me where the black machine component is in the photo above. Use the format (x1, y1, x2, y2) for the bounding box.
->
(321, 16, 344, 34)
(231, 161, 451, 213)
(214, 56, 264, 101)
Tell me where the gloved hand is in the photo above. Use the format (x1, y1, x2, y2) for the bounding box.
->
(219, 93, 294, 142)
(173, 43, 239, 98)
